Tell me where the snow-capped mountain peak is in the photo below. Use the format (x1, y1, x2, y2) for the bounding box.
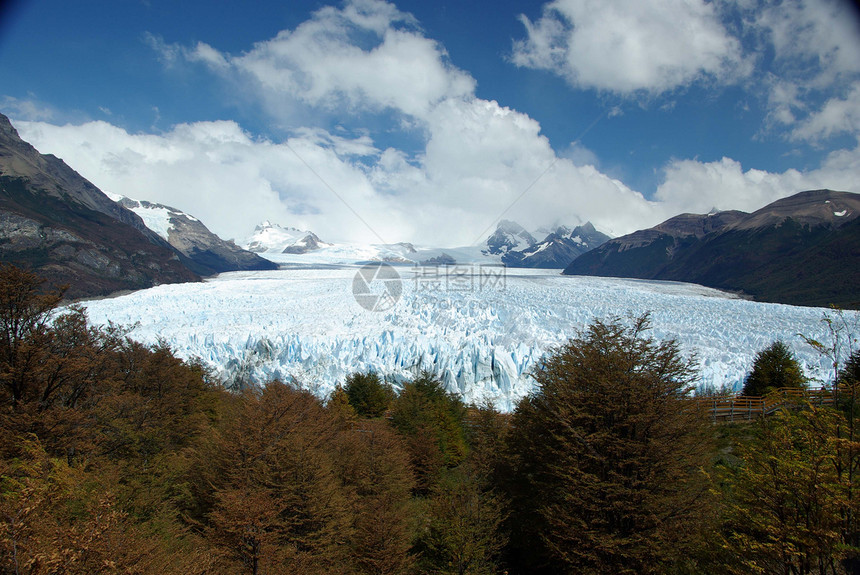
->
(243, 221, 332, 254)
(237, 218, 608, 269)
(500, 221, 611, 268)
(482, 220, 538, 256)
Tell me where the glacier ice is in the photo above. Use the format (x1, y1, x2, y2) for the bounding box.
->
(79, 267, 859, 411)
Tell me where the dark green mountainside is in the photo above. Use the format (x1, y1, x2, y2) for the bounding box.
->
(564, 190, 860, 309)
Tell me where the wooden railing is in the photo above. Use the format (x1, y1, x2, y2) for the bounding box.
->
(694, 387, 835, 423)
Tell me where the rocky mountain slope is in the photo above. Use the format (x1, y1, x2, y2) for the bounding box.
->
(116, 196, 276, 275)
(564, 190, 860, 308)
(0, 113, 273, 298)
(0, 113, 202, 298)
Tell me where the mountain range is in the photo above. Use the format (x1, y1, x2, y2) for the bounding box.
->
(564, 189, 860, 309)
(3, 112, 856, 309)
(244, 218, 610, 269)
(0, 113, 272, 298)
(493, 220, 611, 268)
(114, 196, 275, 275)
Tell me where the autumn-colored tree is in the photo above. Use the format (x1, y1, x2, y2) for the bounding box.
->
(0, 264, 65, 408)
(501, 315, 716, 575)
(86, 339, 227, 533)
(836, 349, 860, 574)
(801, 312, 860, 573)
(335, 419, 416, 574)
(202, 382, 352, 575)
(0, 436, 214, 575)
(326, 384, 358, 424)
(0, 265, 126, 461)
(94, 340, 217, 460)
(742, 340, 807, 396)
(0, 280, 224, 573)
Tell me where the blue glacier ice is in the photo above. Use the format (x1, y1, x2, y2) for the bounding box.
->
(80, 267, 859, 411)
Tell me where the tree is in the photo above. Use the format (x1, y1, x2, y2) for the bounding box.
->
(839, 350, 860, 390)
(837, 349, 860, 574)
(334, 419, 416, 575)
(326, 385, 358, 424)
(801, 310, 860, 574)
(463, 403, 509, 482)
(203, 382, 352, 574)
(0, 436, 214, 575)
(721, 405, 847, 574)
(0, 265, 65, 403)
(344, 372, 395, 418)
(742, 340, 807, 396)
(412, 403, 510, 575)
(417, 467, 507, 575)
(0, 265, 129, 462)
(390, 372, 467, 494)
(502, 315, 716, 575)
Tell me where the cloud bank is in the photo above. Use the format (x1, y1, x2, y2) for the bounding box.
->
(11, 0, 860, 246)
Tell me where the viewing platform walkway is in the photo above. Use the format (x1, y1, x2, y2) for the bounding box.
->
(695, 387, 835, 423)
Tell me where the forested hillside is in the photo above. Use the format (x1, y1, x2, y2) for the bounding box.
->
(565, 190, 860, 309)
(2, 264, 860, 574)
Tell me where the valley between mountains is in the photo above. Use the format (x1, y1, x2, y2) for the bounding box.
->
(1, 112, 858, 405)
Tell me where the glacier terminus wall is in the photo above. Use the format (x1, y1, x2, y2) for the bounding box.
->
(81, 267, 856, 411)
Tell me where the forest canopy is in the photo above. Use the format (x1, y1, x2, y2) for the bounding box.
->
(1, 264, 858, 574)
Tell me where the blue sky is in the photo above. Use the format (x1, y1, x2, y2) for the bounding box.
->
(1, 0, 859, 246)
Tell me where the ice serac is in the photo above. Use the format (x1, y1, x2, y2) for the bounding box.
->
(0, 113, 201, 298)
(80, 268, 855, 412)
(114, 196, 277, 274)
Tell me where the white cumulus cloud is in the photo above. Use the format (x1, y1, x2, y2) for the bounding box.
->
(11, 0, 859, 249)
(169, 0, 475, 123)
(752, 0, 860, 141)
(791, 82, 860, 142)
(755, 0, 860, 86)
(655, 150, 860, 216)
(511, 0, 747, 95)
(14, 101, 668, 246)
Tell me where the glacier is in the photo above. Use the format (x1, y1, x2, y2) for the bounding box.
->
(80, 267, 859, 411)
